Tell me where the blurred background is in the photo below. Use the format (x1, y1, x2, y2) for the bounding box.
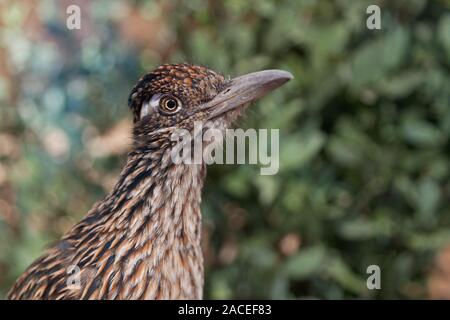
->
(0, 0, 449, 299)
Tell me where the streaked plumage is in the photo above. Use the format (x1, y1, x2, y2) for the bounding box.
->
(8, 63, 292, 299)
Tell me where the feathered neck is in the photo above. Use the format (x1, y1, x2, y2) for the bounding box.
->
(63, 135, 207, 299)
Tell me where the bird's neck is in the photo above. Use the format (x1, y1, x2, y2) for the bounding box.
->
(73, 139, 207, 299)
(110, 144, 207, 245)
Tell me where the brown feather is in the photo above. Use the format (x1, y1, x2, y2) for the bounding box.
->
(8, 63, 292, 300)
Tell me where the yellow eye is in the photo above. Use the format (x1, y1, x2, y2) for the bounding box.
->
(159, 95, 181, 115)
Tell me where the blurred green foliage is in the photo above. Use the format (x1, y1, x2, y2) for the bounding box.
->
(0, 0, 449, 299)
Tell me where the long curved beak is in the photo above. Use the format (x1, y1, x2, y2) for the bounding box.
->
(204, 69, 293, 120)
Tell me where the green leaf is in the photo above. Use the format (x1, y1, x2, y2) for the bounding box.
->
(438, 14, 450, 58)
(284, 246, 326, 280)
(325, 256, 368, 296)
(401, 118, 444, 147)
(280, 131, 325, 171)
(417, 178, 441, 216)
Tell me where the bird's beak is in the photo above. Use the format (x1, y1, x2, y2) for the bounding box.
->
(204, 69, 293, 120)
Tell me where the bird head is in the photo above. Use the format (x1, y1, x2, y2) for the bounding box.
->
(128, 63, 292, 147)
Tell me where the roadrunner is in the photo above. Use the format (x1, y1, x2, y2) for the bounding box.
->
(8, 63, 292, 299)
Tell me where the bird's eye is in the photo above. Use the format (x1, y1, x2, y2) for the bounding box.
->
(159, 95, 181, 115)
